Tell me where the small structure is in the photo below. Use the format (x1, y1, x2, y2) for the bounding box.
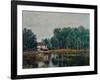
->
(37, 42, 48, 51)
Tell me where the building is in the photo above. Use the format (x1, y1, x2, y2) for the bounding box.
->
(37, 42, 48, 51)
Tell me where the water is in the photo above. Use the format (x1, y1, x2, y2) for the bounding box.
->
(42, 50, 89, 67)
(23, 50, 89, 68)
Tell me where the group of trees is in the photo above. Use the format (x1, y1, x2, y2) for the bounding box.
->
(23, 28, 37, 51)
(23, 26, 89, 51)
(43, 26, 89, 49)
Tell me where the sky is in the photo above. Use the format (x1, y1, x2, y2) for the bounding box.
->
(22, 10, 90, 42)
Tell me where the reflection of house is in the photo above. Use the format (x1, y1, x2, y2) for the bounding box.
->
(37, 42, 48, 51)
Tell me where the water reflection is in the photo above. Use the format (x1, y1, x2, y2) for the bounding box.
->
(23, 50, 89, 68)
(47, 50, 89, 67)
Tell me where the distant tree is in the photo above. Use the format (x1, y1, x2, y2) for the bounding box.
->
(42, 38, 52, 49)
(23, 28, 37, 51)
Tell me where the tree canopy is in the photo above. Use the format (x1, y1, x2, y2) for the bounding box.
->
(43, 26, 89, 49)
(23, 28, 37, 51)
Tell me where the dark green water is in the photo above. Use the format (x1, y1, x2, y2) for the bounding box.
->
(50, 51, 89, 67)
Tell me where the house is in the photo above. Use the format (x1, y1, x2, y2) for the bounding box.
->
(37, 42, 48, 51)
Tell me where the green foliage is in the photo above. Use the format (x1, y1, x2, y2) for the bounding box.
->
(42, 38, 52, 49)
(43, 26, 89, 49)
(23, 28, 37, 51)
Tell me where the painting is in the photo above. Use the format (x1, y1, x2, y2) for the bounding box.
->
(22, 11, 90, 68)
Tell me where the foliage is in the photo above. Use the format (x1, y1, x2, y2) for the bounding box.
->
(23, 28, 37, 51)
(43, 26, 89, 49)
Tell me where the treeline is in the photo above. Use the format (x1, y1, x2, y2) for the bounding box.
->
(23, 26, 89, 51)
(43, 26, 89, 49)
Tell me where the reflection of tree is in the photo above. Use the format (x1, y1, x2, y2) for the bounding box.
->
(23, 28, 37, 51)
(43, 26, 89, 49)
(51, 51, 89, 67)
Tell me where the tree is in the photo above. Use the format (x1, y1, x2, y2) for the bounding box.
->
(43, 26, 89, 49)
(42, 38, 52, 49)
(23, 28, 37, 51)
(50, 36, 59, 49)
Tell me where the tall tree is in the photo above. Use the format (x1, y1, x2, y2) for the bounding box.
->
(23, 28, 37, 51)
(42, 38, 52, 49)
